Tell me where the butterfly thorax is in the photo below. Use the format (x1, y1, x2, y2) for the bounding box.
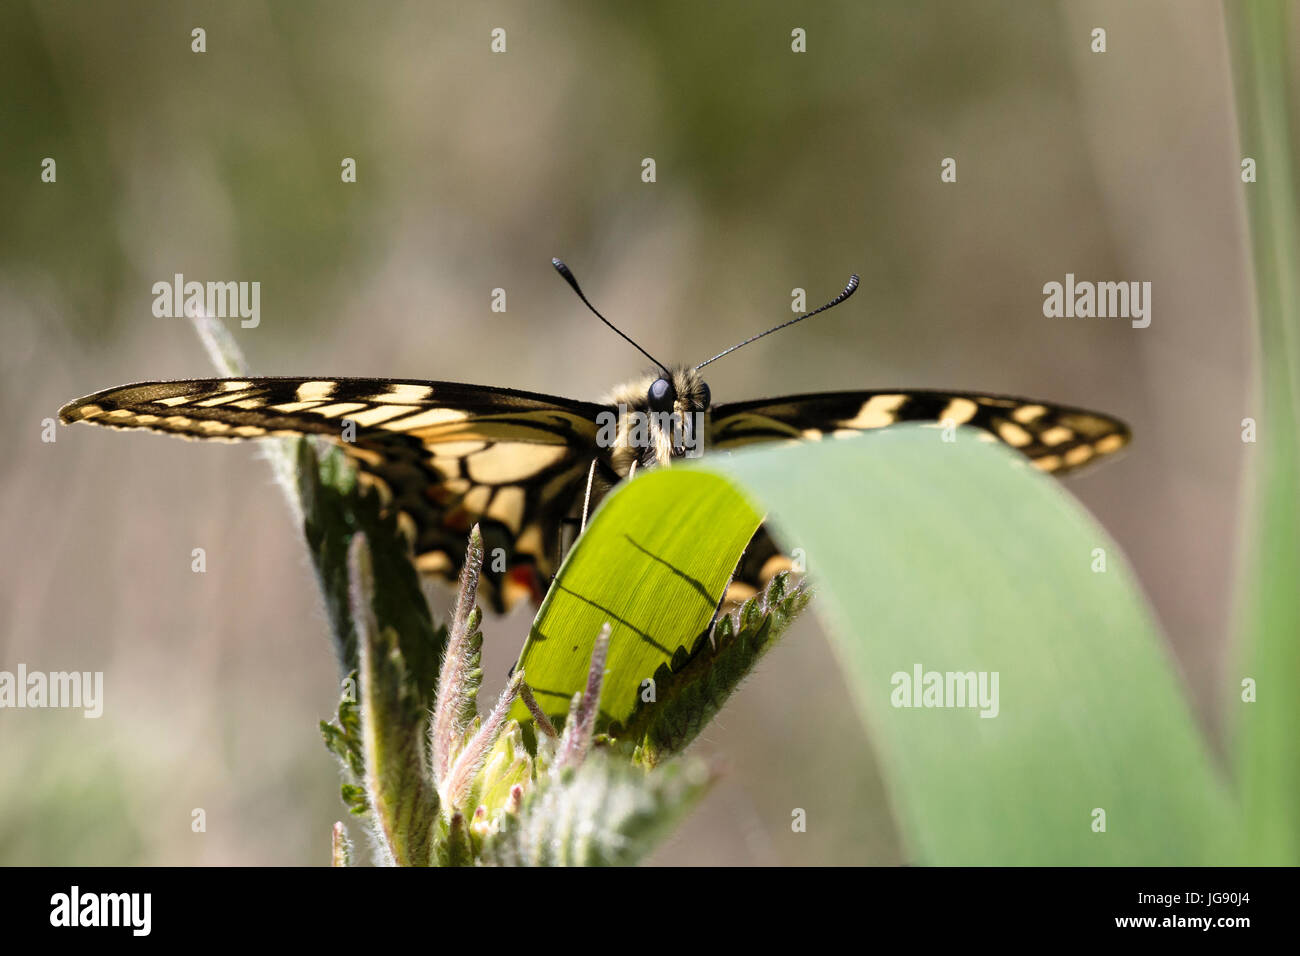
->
(601, 366, 712, 476)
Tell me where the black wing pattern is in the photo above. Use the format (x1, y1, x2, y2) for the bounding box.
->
(710, 389, 1129, 474)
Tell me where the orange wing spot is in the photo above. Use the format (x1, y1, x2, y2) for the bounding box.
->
(759, 554, 795, 582)
(724, 582, 759, 606)
(505, 564, 546, 607)
(442, 507, 473, 533)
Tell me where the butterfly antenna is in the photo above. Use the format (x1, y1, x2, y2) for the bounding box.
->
(694, 274, 860, 371)
(552, 258, 671, 376)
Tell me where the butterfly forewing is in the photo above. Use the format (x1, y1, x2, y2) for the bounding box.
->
(709, 389, 1130, 475)
(59, 377, 612, 611)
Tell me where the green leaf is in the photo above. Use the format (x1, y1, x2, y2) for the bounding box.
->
(510, 468, 764, 727)
(350, 534, 440, 866)
(339, 784, 368, 815)
(331, 822, 353, 867)
(478, 751, 714, 866)
(701, 426, 1243, 865)
(320, 671, 361, 761)
(436, 812, 474, 867)
(474, 721, 533, 822)
(1225, 0, 1300, 865)
(621, 571, 811, 766)
(298, 440, 445, 699)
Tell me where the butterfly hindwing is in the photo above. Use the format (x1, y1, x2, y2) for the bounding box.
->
(709, 389, 1130, 475)
(59, 377, 612, 610)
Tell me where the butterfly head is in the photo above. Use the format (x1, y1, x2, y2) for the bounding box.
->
(646, 366, 712, 417)
(604, 366, 711, 474)
(553, 256, 857, 476)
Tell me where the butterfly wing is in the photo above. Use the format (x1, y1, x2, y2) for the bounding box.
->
(59, 377, 614, 611)
(709, 389, 1130, 474)
(709, 389, 1131, 601)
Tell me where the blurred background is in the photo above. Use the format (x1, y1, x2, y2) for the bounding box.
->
(0, 0, 1270, 864)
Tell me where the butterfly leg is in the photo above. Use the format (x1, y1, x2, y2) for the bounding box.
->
(580, 458, 598, 532)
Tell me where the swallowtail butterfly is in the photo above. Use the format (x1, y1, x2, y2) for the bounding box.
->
(59, 260, 1130, 611)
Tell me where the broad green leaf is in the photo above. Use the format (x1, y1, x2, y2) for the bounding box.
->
(703, 427, 1243, 865)
(1225, 0, 1300, 865)
(510, 469, 763, 726)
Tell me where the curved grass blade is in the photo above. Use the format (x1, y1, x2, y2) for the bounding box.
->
(703, 427, 1243, 865)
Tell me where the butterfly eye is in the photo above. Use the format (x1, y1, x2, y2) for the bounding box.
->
(698, 383, 711, 409)
(648, 377, 676, 413)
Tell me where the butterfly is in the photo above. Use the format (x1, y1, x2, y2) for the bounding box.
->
(59, 259, 1131, 612)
